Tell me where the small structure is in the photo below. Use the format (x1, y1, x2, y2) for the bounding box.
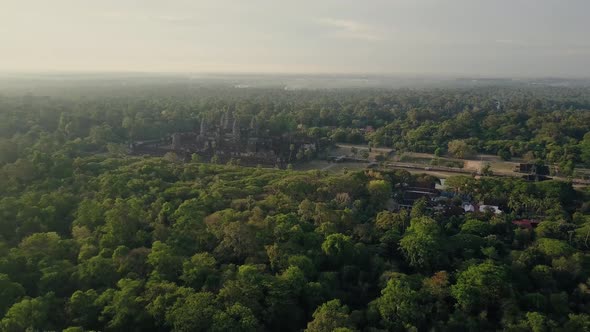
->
(479, 205, 503, 214)
(399, 187, 439, 207)
(513, 219, 540, 229)
(463, 203, 476, 213)
(515, 163, 550, 176)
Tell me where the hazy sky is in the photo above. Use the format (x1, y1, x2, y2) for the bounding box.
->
(2, 0, 590, 77)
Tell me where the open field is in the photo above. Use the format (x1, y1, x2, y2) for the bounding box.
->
(328, 144, 392, 160)
(387, 150, 590, 179)
(294, 160, 368, 173)
(308, 144, 590, 186)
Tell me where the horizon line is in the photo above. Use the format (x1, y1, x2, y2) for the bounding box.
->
(1, 70, 590, 81)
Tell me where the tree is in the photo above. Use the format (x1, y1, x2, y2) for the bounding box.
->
(367, 179, 392, 209)
(211, 303, 260, 332)
(444, 176, 477, 194)
(377, 274, 427, 330)
(180, 252, 218, 290)
(434, 147, 442, 157)
(0, 293, 55, 332)
(100, 198, 148, 249)
(305, 299, 353, 332)
(166, 291, 220, 332)
(451, 261, 509, 312)
(18, 232, 65, 263)
(321, 233, 355, 266)
(535, 238, 574, 258)
(580, 133, 590, 167)
(563, 313, 590, 331)
(217, 265, 268, 318)
(375, 210, 410, 233)
(169, 198, 212, 255)
(147, 241, 182, 281)
(68, 289, 101, 329)
(460, 219, 492, 237)
(76, 254, 118, 289)
(73, 199, 104, 230)
(143, 281, 192, 327)
(214, 221, 259, 263)
(264, 266, 307, 330)
(0, 274, 25, 317)
(480, 163, 493, 176)
(410, 197, 427, 219)
(99, 278, 153, 331)
(399, 217, 446, 270)
(497, 149, 511, 161)
(448, 140, 475, 159)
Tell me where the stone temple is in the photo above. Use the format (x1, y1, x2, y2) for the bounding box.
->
(130, 108, 319, 168)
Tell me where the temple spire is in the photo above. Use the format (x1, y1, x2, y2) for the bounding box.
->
(199, 117, 207, 136)
(232, 117, 240, 141)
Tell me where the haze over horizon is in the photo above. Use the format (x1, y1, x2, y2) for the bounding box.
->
(3, 0, 590, 78)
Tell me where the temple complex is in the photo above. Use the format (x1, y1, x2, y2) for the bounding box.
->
(130, 108, 319, 168)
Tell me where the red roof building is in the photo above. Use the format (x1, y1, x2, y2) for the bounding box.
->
(512, 219, 541, 229)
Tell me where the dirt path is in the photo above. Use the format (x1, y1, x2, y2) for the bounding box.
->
(464, 160, 482, 171)
(321, 163, 336, 171)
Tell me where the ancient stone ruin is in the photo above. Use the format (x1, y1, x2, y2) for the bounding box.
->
(130, 108, 319, 168)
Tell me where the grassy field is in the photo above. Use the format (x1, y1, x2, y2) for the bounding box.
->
(294, 160, 368, 173)
(328, 144, 392, 160)
(312, 144, 590, 183)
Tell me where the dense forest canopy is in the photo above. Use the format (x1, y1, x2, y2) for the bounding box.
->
(0, 81, 590, 331)
(2, 82, 590, 169)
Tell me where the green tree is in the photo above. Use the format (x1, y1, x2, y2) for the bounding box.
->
(0, 293, 55, 332)
(434, 147, 442, 157)
(99, 278, 152, 331)
(180, 252, 218, 290)
(399, 217, 446, 270)
(451, 261, 509, 312)
(305, 299, 353, 332)
(367, 179, 392, 209)
(76, 254, 118, 289)
(147, 241, 182, 281)
(497, 149, 512, 161)
(460, 219, 492, 237)
(211, 303, 260, 332)
(100, 198, 148, 249)
(448, 139, 475, 159)
(377, 274, 427, 330)
(321, 233, 355, 266)
(166, 291, 220, 332)
(0, 274, 25, 317)
(68, 289, 101, 329)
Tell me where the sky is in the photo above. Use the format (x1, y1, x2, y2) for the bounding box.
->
(1, 0, 590, 77)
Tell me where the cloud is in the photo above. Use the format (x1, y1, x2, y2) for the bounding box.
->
(315, 17, 383, 41)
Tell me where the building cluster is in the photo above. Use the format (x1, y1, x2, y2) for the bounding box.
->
(391, 178, 545, 230)
(390, 180, 503, 215)
(130, 108, 318, 167)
